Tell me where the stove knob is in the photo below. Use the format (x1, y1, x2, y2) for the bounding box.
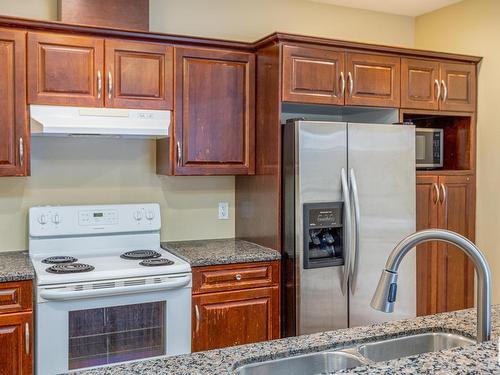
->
(52, 214, 61, 225)
(133, 210, 143, 221)
(146, 211, 155, 221)
(38, 214, 48, 225)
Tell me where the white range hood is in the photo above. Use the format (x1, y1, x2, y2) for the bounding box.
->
(30, 105, 170, 138)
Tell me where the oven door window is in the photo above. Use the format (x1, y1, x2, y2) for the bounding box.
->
(68, 301, 166, 370)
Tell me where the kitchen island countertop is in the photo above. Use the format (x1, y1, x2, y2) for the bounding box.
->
(68, 305, 500, 375)
(161, 238, 281, 267)
(0, 250, 35, 282)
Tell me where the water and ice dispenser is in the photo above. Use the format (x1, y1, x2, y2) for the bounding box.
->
(303, 202, 344, 269)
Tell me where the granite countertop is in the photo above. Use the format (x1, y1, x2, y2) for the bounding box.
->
(161, 238, 281, 267)
(68, 306, 500, 375)
(0, 251, 35, 282)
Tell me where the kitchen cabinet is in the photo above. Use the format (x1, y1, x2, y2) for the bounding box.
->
(191, 261, 279, 352)
(165, 47, 255, 175)
(416, 174, 475, 316)
(282, 45, 400, 107)
(0, 280, 33, 375)
(105, 39, 173, 109)
(28, 32, 173, 110)
(401, 59, 476, 112)
(0, 28, 29, 177)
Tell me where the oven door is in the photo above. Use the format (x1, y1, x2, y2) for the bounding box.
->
(35, 274, 191, 374)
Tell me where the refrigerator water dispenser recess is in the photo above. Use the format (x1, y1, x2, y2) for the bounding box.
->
(303, 202, 344, 269)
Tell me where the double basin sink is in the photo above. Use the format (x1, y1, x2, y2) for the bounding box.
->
(235, 332, 474, 375)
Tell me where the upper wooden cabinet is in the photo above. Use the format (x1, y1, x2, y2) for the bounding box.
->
(401, 58, 476, 112)
(0, 28, 29, 177)
(168, 47, 255, 175)
(282, 45, 345, 105)
(105, 39, 173, 109)
(345, 52, 400, 107)
(28, 32, 173, 110)
(28, 32, 104, 107)
(282, 45, 400, 107)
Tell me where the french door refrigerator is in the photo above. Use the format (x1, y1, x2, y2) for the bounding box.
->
(282, 120, 416, 336)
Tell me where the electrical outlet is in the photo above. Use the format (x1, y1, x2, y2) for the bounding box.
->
(218, 202, 229, 220)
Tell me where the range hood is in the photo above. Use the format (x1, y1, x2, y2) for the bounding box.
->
(30, 105, 170, 138)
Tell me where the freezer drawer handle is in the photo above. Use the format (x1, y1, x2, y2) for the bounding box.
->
(341, 168, 352, 296)
(39, 275, 191, 301)
(349, 168, 361, 294)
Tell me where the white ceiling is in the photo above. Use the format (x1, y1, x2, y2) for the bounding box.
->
(308, 0, 463, 16)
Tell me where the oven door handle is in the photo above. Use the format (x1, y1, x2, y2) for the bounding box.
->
(39, 275, 191, 301)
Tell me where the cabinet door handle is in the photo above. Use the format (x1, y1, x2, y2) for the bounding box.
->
(441, 80, 448, 102)
(108, 71, 113, 100)
(434, 79, 441, 101)
(97, 70, 102, 99)
(19, 137, 24, 167)
(25, 322, 30, 355)
(235, 274, 242, 281)
(433, 183, 440, 205)
(194, 304, 200, 333)
(339, 71, 345, 97)
(348, 72, 354, 97)
(440, 183, 447, 204)
(176, 141, 182, 166)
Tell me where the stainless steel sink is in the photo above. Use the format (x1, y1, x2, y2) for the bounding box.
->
(357, 332, 474, 362)
(234, 351, 367, 375)
(234, 332, 474, 375)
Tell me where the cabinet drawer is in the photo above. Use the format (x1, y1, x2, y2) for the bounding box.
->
(192, 262, 279, 294)
(0, 281, 32, 314)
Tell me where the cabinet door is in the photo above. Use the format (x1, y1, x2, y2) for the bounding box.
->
(27, 32, 104, 106)
(415, 175, 439, 316)
(401, 58, 440, 111)
(437, 175, 475, 312)
(173, 47, 255, 175)
(192, 287, 279, 352)
(0, 29, 28, 177)
(0, 312, 32, 375)
(282, 45, 345, 105)
(105, 39, 173, 109)
(345, 53, 400, 107)
(439, 63, 476, 112)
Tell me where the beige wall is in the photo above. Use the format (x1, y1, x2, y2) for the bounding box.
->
(0, 0, 415, 251)
(416, 0, 500, 302)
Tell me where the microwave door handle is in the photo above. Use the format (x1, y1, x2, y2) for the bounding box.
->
(349, 168, 361, 294)
(340, 168, 352, 296)
(39, 275, 191, 301)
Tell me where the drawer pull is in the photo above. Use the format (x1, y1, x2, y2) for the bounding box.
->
(235, 274, 242, 281)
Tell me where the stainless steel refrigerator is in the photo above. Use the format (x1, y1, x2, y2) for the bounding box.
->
(282, 120, 416, 337)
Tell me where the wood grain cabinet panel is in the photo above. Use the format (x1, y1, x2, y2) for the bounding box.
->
(416, 174, 474, 316)
(345, 53, 400, 107)
(192, 287, 279, 352)
(27, 32, 104, 107)
(0, 28, 28, 177)
(0, 281, 32, 314)
(401, 58, 440, 110)
(440, 63, 476, 112)
(282, 45, 345, 105)
(0, 312, 32, 375)
(172, 47, 255, 175)
(105, 39, 173, 109)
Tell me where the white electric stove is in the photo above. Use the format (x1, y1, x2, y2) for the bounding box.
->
(29, 203, 192, 374)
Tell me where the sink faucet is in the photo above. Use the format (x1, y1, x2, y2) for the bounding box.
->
(371, 229, 491, 343)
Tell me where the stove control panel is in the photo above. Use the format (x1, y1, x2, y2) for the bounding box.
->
(29, 203, 161, 237)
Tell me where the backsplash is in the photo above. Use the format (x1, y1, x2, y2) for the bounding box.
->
(0, 137, 235, 251)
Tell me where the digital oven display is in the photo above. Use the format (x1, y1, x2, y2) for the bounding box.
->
(93, 212, 104, 218)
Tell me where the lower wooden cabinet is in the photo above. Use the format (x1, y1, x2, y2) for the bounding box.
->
(191, 261, 280, 352)
(416, 174, 475, 316)
(0, 312, 32, 375)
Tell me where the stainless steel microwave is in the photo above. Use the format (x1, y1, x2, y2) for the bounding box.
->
(416, 128, 443, 169)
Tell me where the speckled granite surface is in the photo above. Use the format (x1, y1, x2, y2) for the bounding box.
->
(68, 306, 500, 375)
(0, 251, 34, 282)
(161, 238, 281, 266)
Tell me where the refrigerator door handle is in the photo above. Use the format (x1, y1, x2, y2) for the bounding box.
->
(341, 168, 352, 296)
(349, 168, 361, 294)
